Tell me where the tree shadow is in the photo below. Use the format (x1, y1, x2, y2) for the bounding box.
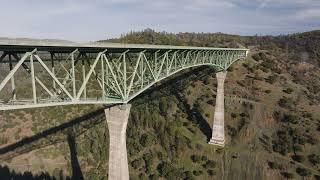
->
(0, 105, 115, 179)
(0, 164, 62, 180)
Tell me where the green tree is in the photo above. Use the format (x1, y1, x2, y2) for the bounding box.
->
(140, 133, 156, 147)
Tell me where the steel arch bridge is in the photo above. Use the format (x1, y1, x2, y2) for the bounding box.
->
(0, 40, 248, 110)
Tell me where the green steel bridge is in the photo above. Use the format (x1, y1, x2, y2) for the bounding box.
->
(0, 40, 249, 179)
(0, 40, 248, 110)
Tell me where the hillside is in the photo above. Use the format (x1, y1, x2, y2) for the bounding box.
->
(0, 30, 320, 180)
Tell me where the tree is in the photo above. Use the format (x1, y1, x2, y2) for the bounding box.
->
(157, 162, 182, 178)
(140, 133, 156, 147)
(131, 158, 144, 169)
(143, 153, 154, 173)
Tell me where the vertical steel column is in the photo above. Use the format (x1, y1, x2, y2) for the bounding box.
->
(123, 52, 127, 96)
(8, 54, 16, 100)
(141, 53, 144, 88)
(82, 58, 86, 100)
(71, 51, 77, 98)
(101, 55, 105, 100)
(30, 55, 37, 104)
(50, 53, 56, 92)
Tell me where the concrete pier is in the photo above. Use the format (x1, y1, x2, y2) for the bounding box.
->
(105, 104, 131, 180)
(209, 71, 227, 146)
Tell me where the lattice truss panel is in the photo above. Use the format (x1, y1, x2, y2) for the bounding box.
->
(0, 48, 247, 110)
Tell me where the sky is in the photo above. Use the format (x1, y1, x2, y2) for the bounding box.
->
(0, 0, 319, 42)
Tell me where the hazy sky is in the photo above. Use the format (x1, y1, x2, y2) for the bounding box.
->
(0, 0, 319, 42)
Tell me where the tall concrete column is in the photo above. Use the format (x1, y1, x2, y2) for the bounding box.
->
(105, 104, 131, 180)
(209, 71, 227, 147)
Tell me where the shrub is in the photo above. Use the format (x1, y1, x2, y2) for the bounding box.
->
(203, 160, 216, 168)
(143, 153, 154, 173)
(280, 172, 294, 179)
(278, 97, 295, 109)
(226, 125, 237, 137)
(296, 167, 311, 177)
(252, 53, 261, 61)
(193, 170, 203, 176)
(207, 99, 215, 105)
(282, 114, 299, 124)
(283, 88, 294, 94)
(0, 136, 8, 145)
(201, 155, 208, 161)
(306, 135, 318, 145)
(266, 74, 277, 84)
(308, 154, 320, 165)
(184, 171, 194, 180)
(157, 162, 175, 177)
(265, 89, 271, 94)
(207, 169, 215, 176)
(149, 174, 159, 180)
(191, 155, 202, 163)
(195, 144, 203, 150)
(293, 145, 303, 152)
(272, 130, 292, 155)
(268, 161, 283, 170)
(291, 155, 305, 163)
(231, 113, 237, 118)
(261, 59, 273, 69)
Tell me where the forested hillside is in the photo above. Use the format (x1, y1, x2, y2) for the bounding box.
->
(0, 29, 319, 180)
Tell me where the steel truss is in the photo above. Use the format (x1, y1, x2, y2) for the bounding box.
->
(0, 47, 248, 110)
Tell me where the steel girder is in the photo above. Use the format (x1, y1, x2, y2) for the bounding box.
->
(0, 47, 248, 110)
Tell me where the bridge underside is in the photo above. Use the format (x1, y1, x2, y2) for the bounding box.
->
(0, 42, 248, 110)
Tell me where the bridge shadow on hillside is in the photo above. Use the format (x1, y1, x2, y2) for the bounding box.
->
(171, 88, 212, 141)
(133, 66, 213, 141)
(0, 105, 113, 179)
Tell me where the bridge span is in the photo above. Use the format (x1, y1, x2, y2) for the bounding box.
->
(0, 40, 248, 179)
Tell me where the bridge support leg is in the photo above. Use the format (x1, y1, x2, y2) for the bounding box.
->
(105, 104, 131, 180)
(209, 71, 227, 147)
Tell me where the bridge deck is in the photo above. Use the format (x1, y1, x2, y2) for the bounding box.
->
(0, 39, 249, 53)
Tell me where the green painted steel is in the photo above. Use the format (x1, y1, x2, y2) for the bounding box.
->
(0, 43, 248, 110)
